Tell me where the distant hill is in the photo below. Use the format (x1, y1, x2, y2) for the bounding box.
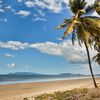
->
(6, 72, 86, 77)
(58, 73, 86, 77)
(7, 72, 42, 75)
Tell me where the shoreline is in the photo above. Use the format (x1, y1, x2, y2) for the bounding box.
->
(0, 78, 100, 100)
(0, 76, 99, 85)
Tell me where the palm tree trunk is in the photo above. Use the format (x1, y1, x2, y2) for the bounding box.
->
(84, 41, 98, 88)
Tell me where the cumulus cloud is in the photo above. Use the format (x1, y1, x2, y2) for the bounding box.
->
(5, 53, 15, 57)
(24, 0, 96, 13)
(0, 41, 29, 50)
(24, 0, 68, 13)
(16, 10, 31, 17)
(0, 40, 97, 64)
(7, 63, 16, 68)
(30, 40, 96, 64)
(0, 0, 97, 21)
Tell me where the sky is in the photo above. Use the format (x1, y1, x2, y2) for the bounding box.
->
(0, 0, 100, 75)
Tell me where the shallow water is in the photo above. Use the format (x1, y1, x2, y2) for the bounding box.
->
(0, 75, 99, 85)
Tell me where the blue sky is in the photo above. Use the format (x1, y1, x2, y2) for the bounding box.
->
(0, 0, 99, 75)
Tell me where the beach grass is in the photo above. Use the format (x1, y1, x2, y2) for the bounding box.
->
(32, 88, 100, 100)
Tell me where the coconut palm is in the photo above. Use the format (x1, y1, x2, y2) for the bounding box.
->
(57, 0, 100, 88)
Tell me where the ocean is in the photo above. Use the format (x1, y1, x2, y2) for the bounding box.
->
(0, 75, 92, 85)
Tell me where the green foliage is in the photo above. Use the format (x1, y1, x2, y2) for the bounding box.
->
(69, 0, 87, 14)
(34, 88, 100, 100)
(95, 0, 100, 15)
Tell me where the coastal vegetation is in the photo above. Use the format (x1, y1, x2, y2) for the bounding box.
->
(34, 88, 100, 100)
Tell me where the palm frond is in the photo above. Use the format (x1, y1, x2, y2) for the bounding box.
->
(80, 17, 100, 36)
(94, 0, 100, 15)
(56, 19, 72, 30)
(77, 22, 93, 47)
(93, 52, 100, 65)
(62, 19, 77, 39)
(69, 0, 87, 14)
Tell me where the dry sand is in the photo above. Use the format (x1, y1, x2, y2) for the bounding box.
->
(0, 78, 100, 100)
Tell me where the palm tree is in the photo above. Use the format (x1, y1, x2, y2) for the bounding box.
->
(56, 0, 100, 88)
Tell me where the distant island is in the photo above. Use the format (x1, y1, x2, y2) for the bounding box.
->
(0, 72, 99, 77)
(7, 72, 42, 75)
(5, 72, 86, 77)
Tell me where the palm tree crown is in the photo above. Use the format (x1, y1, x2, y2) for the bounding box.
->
(57, 0, 100, 46)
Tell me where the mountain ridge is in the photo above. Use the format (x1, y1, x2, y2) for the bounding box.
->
(5, 72, 86, 76)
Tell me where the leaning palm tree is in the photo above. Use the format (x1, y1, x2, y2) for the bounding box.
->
(57, 0, 100, 88)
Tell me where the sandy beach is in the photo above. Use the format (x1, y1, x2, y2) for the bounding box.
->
(0, 78, 100, 100)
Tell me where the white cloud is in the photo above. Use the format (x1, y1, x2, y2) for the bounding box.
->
(25, 0, 68, 13)
(0, 9, 4, 13)
(30, 40, 97, 64)
(0, 0, 5, 13)
(24, 0, 96, 14)
(25, 65, 30, 68)
(16, 10, 31, 17)
(91, 11, 100, 17)
(37, 9, 45, 16)
(5, 5, 16, 13)
(0, 18, 7, 22)
(0, 40, 97, 64)
(7, 63, 16, 68)
(0, 41, 29, 50)
(5, 53, 15, 57)
(17, 0, 22, 2)
(31, 42, 62, 56)
(32, 17, 47, 21)
(25, 1, 34, 8)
